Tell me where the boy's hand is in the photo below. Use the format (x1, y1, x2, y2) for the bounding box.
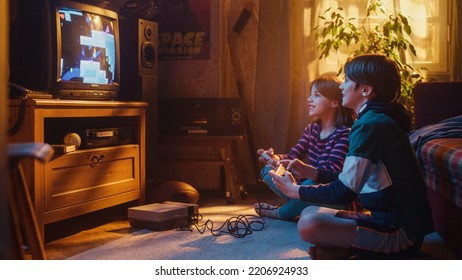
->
(268, 169, 300, 199)
(280, 158, 318, 180)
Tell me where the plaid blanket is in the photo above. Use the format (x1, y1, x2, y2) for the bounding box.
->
(409, 115, 462, 151)
(409, 116, 462, 209)
(418, 138, 462, 209)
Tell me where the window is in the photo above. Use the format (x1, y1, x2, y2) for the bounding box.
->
(313, 0, 450, 80)
(400, 0, 449, 75)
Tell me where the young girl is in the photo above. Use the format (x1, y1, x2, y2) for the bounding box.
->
(256, 74, 356, 220)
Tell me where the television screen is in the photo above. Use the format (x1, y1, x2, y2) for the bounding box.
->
(9, 0, 120, 100)
(58, 6, 117, 86)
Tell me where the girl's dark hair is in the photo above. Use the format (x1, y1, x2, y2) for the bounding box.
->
(344, 54, 401, 102)
(311, 74, 356, 127)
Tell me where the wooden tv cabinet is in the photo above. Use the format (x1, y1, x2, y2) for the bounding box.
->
(8, 99, 147, 238)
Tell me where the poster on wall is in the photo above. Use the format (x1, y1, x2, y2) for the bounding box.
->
(153, 0, 210, 60)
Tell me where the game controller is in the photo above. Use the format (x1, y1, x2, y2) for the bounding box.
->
(275, 164, 286, 176)
(261, 152, 271, 161)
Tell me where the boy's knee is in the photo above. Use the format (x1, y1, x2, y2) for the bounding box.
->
(298, 209, 339, 244)
(297, 213, 321, 243)
(300, 205, 321, 216)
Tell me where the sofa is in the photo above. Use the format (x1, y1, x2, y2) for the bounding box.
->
(411, 82, 462, 258)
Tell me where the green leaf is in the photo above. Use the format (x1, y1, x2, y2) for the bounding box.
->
(404, 24, 411, 35)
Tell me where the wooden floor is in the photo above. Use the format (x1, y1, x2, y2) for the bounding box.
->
(43, 192, 459, 260)
(44, 202, 136, 260)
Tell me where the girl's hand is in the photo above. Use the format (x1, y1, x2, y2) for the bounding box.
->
(268, 169, 300, 199)
(257, 148, 278, 168)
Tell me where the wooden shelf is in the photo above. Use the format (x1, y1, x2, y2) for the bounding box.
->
(158, 135, 246, 203)
(8, 99, 147, 239)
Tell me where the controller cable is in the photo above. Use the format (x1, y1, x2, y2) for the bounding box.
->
(175, 164, 287, 238)
(177, 213, 265, 238)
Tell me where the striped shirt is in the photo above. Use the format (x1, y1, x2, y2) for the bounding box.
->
(277, 122, 350, 172)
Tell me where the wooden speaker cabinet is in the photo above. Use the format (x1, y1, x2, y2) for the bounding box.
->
(8, 99, 147, 239)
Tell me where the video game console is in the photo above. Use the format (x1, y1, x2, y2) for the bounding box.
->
(128, 201, 199, 231)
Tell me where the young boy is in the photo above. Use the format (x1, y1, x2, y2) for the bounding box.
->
(269, 54, 434, 259)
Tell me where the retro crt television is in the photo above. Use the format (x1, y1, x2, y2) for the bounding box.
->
(9, 0, 121, 100)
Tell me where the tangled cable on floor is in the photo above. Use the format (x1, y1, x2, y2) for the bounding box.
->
(174, 170, 287, 238)
(176, 213, 265, 238)
(175, 195, 282, 238)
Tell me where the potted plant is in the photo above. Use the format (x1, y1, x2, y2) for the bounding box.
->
(313, 0, 425, 117)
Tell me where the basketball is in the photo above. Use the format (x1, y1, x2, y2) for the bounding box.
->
(149, 181, 200, 204)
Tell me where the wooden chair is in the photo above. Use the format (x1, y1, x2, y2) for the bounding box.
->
(7, 143, 54, 260)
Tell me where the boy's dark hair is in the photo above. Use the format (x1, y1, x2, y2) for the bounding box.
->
(344, 54, 401, 102)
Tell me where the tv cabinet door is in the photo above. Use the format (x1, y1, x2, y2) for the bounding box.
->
(43, 145, 140, 224)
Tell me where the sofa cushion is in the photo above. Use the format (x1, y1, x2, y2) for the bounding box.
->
(418, 138, 462, 209)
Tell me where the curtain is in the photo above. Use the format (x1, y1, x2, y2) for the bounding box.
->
(253, 0, 318, 153)
(223, 0, 315, 177)
(225, 0, 330, 155)
(223, 0, 315, 182)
